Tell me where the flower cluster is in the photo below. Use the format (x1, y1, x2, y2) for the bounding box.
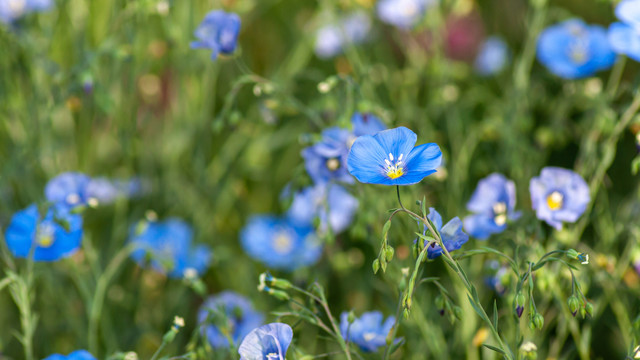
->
(45, 172, 144, 209)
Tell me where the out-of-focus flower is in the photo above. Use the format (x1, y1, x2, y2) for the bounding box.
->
(129, 218, 212, 278)
(198, 292, 264, 348)
(608, 0, 640, 61)
(377, 0, 435, 29)
(191, 10, 241, 60)
(347, 127, 442, 186)
(241, 215, 322, 271)
(5, 204, 83, 262)
(421, 208, 468, 259)
(45, 172, 91, 209)
(474, 37, 509, 76)
(315, 12, 371, 59)
(43, 350, 96, 360)
(463, 173, 521, 240)
(302, 127, 354, 184)
(238, 323, 293, 360)
(0, 0, 52, 24)
(444, 13, 485, 62)
(287, 184, 358, 234)
(536, 19, 616, 79)
(529, 167, 590, 230)
(85, 177, 146, 206)
(351, 112, 386, 137)
(340, 311, 395, 352)
(484, 260, 509, 295)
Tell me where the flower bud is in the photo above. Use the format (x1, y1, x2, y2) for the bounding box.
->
(515, 291, 525, 318)
(347, 311, 356, 324)
(385, 246, 395, 262)
(566, 249, 579, 260)
(372, 259, 380, 274)
(567, 296, 579, 317)
(533, 313, 544, 330)
(585, 302, 594, 317)
(435, 295, 445, 316)
(453, 306, 463, 321)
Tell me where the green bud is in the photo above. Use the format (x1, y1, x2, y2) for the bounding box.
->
(515, 291, 526, 318)
(435, 295, 445, 310)
(403, 309, 410, 319)
(453, 306, 463, 321)
(385, 246, 395, 262)
(580, 307, 587, 319)
(270, 277, 292, 290)
(269, 289, 290, 301)
(585, 302, 594, 317)
(533, 313, 544, 330)
(372, 259, 380, 274)
(566, 249, 579, 260)
(567, 296, 579, 317)
(162, 328, 178, 343)
(347, 311, 356, 324)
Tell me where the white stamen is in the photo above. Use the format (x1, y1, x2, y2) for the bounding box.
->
(389, 153, 394, 161)
(398, 154, 403, 161)
(384, 159, 392, 166)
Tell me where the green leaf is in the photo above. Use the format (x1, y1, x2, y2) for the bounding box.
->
(482, 343, 506, 355)
(493, 300, 499, 328)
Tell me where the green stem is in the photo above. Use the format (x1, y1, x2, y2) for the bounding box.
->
(88, 243, 139, 355)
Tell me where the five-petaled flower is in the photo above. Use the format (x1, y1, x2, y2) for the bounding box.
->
(340, 311, 395, 352)
(238, 323, 293, 360)
(287, 183, 359, 235)
(347, 126, 442, 186)
(302, 127, 355, 184)
(529, 167, 590, 230)
(191, 10, 241, 60)
(198, 291, 265, 349)
(241, 215, 323, 271)
(422, 208, 469, 259)
(463, 173, 521, 240)
(5, 204, 83, 262)
(536, 19, 616, 79)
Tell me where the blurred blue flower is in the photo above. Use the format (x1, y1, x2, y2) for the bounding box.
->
(129, 218, 212, 278)
(377, 0, 435, 29)
(315, 12, 371, 59)
(43, 350, 96, 360)
(340, 311, 394, 352)
(241, 215, 322, 271)
(238, 323, 293, 360)
(474, 36, 509, 76)
(484, 260, 509, 295)
(608, 1, 640, 62)
(5, 204, 83, 262)
(302, 127, 354, 184)
(0, 0, 52, 24)
(191, 10, 241, 60)
(536, 19, 616, 79)
(85, 177, 146, 206)
(351, 112, 386, 137)
(45, 172, 91, 209)
(421, 208, 468, 259)
(347, 126, 442, 186)
(288, 184, 358, 234)
(198, 291, 265, 348)
(463, 173, 521, 240)
(529, 167, 590, 230)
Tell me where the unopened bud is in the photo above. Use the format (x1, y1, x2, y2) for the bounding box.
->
(385, 246, 394, 262)
(533, 313, 544, 330)
(453, 306, 463, 321)
(585, 302, 594, 317)
(347, 311, 356, 324)
(566, 249, 579, 260)
(567, 296, 579, 317)
(372, 259, 380, 274)
(515, 291, 525, 318)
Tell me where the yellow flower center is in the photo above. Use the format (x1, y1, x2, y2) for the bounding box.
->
(273, 232, 293, 254)
(546, 191, 564, 211)
(326, 158, 340, 171)
(36, 224, 55, 248)
(492, 202, 507, 226)
(384, 153, 405, 180)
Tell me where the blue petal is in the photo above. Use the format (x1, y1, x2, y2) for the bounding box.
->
(347, 134, 389, 184)
(426, 207, 442, 231)
(615, 0, 640, 29)
(608, 22, 640, 61)
(351, 112, 386, 137)
(402, 142, 442, 182)
(68, 350, 97, 360)
(373, 127, 416, 162)
(238, 323, 293, 360)
(463, 214, 504, 240)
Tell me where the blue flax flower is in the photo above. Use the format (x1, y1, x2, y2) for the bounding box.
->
(238, 323, 293, 360)
(43, 350, 96, 360)
(463, 173, 521, 240)
(5, 204, 83, 262)
(484, 261, 509, 295)
(315, 12, 371, 59)
(302, 127, 354, 184)
(377, 0, 435, 29)
(0, 0, 52, 24)
(287, 184, 358, 234)
(191, 10, 241, 60)
(474, 36, 509, 76)
(421, 208, 468, 259)
(129, 218, 212, 278)
(45, 172, 91, 209)
(347, 126, 442, 186)
(529, 167, 590, 230)
(198, 291, 265, 348)
(351, 112, 386, 137)
(241, 215, 322, 271)
(536, 19, 615, 79)
(608, 0, 640, 61)
(340, 311, 395, 352)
